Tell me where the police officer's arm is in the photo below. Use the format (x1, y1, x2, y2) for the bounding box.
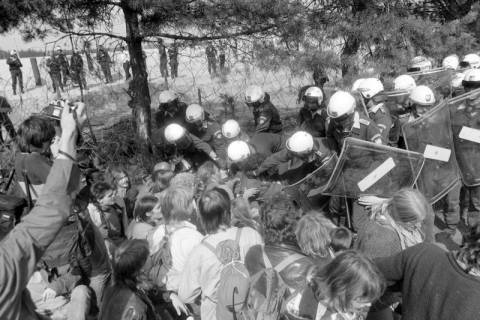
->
(256, 149, 289, 176)
(367, 121, 384, 144)
(373, 111, 393, 144)
(190, 133, 218, 160)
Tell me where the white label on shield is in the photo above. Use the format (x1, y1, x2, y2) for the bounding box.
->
(459, 126, 480, 144)
(423, 145, 451, 162)
(357, 157, 396, 192)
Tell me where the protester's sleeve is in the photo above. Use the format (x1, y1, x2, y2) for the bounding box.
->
(178, 248, 202, 303)
(0, 159, 77, 315)
(256, 149, 289, 175)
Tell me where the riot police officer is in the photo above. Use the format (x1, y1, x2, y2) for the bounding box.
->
(185, 104, 225, 158)
(297, 86, 328, 137)
(221, 119, 249, 142)
(97, 45, 113, 83)
(460, 53, 480, 69)
(357, 78, 392, 142)
(326, 91, 383, 153)
(442, 54, 460, 70)
(408, 56, 433, 72)
(70, 51, 87, 90)
(155, 90, 188, 129)
(244, 85, 282, 134)
(6, 50, 23, 95)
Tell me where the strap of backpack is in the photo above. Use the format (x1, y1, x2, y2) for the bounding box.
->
(201, 237, 217, 255)
(235, 227, 243, 245)
(1, 168, 15, 193)
(274, 253, 305, 273)
(22, 170, 34, 209)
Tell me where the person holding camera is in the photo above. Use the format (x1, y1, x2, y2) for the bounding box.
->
(0, 100, 87, 319)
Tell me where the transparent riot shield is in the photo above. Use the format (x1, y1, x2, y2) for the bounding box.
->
(448, 88, 480, 186)
(283, 154, 338, 210)
(352, 91, 370, 116)
(318, 138, 424, 198)
(408, 67, 454, 100)
(402, 101, 461, 203)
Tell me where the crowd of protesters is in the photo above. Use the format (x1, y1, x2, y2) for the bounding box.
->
(1, 51, 480, 320)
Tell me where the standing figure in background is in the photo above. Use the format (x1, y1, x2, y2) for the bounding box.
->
(83, 41, 95, 72)
(219, 45, 226, 75)
(205, 42, 217, 77)
(158, 38, 169, 78)
(55, 47, 70, 87)
(118, 47, 131, 80)
(70, 51, 88, 90)
(6, 50, 23, 95)
(168, 42, 179, 79)
(97, 45, 113, 83)
(46, 52, 63, 94)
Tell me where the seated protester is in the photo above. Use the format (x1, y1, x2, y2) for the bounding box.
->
(126, 195, 158, 240)
(15, 115, 56, 201)
(297, 86, 328, 137)
(295, 213, 336, 264)
(161, 123, 223, 169)
(0, 101, 87, 319)
(375, 224, 480, 320)
(105, 166, 138, 220)
(100, 239, 160, 320)
(354, 188, 434, 259)
(185, 104, 226, 159)
(303, 251, 385, 320)
(255, 131, 335, 183)
(178, 188, 263, 319)
(330, 227, 353, 254)
(88, 182, 127, 256)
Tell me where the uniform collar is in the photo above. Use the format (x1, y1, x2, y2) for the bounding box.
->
(369, 102, 383, 113)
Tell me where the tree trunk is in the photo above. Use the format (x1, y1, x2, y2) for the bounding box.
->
(123, 5, 152, 145)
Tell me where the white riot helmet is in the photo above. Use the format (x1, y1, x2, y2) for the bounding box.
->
(451, 72, 465, 89)
(462, 69, 480, 88)
(394, 75, 416, 92)
(409, 56, 432, 72)
(351, 78, 365, 92)
(55, 46, 62, 52)
(286, 131, 314, 154)
(222, 119, 241, 139)
(227, 140, 251, 162)
(461, 53, 480, 69)
(185, 104, 204, 123)
(158, 90, 177, 104)
(442, 55, 460, 70)
(245, 85, 265, 104)
(164, 123, 186, 143)
(409, 85, 436, 106)
(10, 50, 17, 56)
(327, 91, 356, 118)
(304, 86, 324, 104)
(357, 78, 384, 99)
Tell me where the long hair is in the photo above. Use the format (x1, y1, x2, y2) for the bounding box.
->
(113, 239, 149, 286)
(309, 250, 386, 314)
(295, 212, 336, 258)
(133, 195, 158, 222)
(198, 187, 231, 233)
(389, 188, 430, 228)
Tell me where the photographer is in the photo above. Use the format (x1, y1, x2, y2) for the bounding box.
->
(0, 100, 87, 319)
(6, 50, 24, 95)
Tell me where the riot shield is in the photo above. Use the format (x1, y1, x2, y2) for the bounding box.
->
(448, 88, 480, 186)
(283, 154, 338, 210)
(407, 67, 454, 100)
(319, 138, 424, 198)
(402, 101, 460, 203)
(352, 91, 369, 116)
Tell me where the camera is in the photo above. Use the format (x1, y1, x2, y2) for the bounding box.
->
(38, 99, 77, 121)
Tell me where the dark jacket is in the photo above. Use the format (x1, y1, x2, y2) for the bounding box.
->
(7, 56, 23, 71)
(253, 93, 283, 133)
(100, 284, 154, 320)
(0, 159, 78, 320)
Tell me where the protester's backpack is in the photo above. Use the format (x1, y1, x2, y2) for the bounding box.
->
(143, 225, 189, 288)
(0, 169, 27, 240)
(244, 247, 305, 320)
(40, 213, 96, 277)
(201, 228, 251, 320)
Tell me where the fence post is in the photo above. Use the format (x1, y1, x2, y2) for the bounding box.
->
(30, 58, 42, 87)
(197, 88, 202, 105)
